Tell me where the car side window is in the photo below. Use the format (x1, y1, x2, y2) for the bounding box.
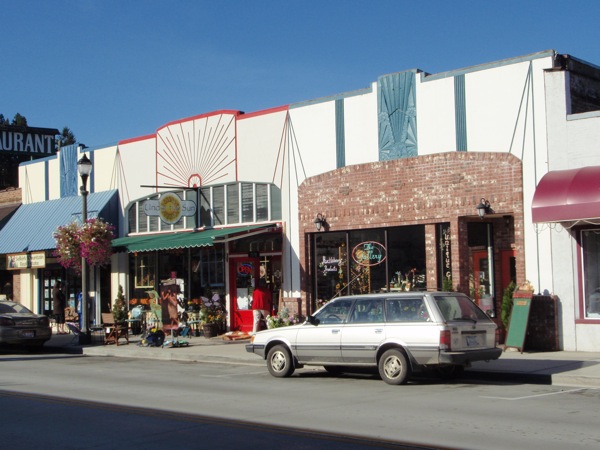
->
(385, 298, 429, 322)
(314, 299, 353, 324)
(349, 299, 384, 323)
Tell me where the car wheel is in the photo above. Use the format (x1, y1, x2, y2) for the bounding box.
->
(378, 348, 410, 385)
(266, 345, 295, 378)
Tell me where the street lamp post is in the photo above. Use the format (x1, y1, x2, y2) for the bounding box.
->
(78, 153, 93, 345)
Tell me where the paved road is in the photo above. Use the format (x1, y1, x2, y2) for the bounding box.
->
(1, 352, 599, 449)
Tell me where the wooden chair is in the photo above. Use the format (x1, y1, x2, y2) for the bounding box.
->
(102, 313, 129, 346)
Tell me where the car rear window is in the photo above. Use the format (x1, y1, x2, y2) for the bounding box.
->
(433, 295, 489, 322)
(0, 302, 32, 314)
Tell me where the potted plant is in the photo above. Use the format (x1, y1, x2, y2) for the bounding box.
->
(199, 301, 226, 338)
(112, 285, 128, 324)
(499, 281, 516, 344)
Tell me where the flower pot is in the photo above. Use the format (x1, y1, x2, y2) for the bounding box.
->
(203, 323, 219, 338)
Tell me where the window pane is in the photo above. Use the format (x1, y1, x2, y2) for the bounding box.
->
(227, 184, 239, 224)
(256, 184, 269, 221)
(270, 185, 282, 220)
(349, 298, 383, 323)
(241, 183, 254, 223)
(137, 200, 148, 233)
(582, 229, 600, 318)
(314, 232, 348, 301)
(128, 203, 137, 233)
(212, 186, 224, 226)
(199, 188, 211, 227)
(185, 190, 197, 229)
(386, 298, 428, 322)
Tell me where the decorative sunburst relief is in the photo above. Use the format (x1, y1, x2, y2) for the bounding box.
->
(156, 111, 240, 188)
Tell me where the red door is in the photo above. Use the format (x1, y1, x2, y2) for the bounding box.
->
(230, 257, 260, 332)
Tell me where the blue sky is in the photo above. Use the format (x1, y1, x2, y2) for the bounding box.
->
(3, 0, 600, 147)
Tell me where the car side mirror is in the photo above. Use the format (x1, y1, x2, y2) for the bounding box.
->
(306, 315, 319, 326)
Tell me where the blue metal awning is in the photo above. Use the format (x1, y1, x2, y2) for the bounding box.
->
(0, 190, 119, 254)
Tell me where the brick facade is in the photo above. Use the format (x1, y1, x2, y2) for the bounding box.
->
(0, 188, 21, 302)
(296, 152, 525, 323)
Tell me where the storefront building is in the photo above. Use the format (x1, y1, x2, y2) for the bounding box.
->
(297, 152, 525, 329)
(3, 50, 600, 349)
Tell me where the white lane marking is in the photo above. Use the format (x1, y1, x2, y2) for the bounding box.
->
(481, 387, 597, 400)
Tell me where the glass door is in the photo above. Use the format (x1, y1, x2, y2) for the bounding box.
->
(230, 257, 259, 332)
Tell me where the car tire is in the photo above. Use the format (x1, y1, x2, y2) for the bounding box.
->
(378, 348, 410, 385)
(266, 344, 295, 378)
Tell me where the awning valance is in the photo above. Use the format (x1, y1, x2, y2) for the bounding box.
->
(112, 224, 277, 252)
(532, 167, 600, 223)
(0, 190, 119, 254)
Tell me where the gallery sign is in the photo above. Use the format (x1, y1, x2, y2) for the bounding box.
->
(144, 193, 196, 224)
(0, 127, 59, 155)
(352, 241, 387, 267)
(6, 252, 46, 270)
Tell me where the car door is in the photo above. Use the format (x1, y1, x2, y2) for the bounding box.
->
(295, 299, 353, 363)
(341, 298, 385, 364)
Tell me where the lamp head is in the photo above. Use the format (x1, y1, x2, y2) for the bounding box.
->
(314, 213, 327, 231)
(476, 198, 494, 219)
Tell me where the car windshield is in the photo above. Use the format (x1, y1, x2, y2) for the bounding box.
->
(433, 295, 489, 322)
(0, 302, 32, 314)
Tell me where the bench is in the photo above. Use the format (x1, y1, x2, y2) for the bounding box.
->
(102, 313, 129, 346)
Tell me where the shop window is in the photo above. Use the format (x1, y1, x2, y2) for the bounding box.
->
(200, 247, 225, 287)
(313, 226, 426, 303)
(581, 229, 600, 318)
(314, 232, 349, 302)
(134, 254, 156, 288)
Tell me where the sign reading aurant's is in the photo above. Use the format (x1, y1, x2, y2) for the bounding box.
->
(0, 129, 57, 155)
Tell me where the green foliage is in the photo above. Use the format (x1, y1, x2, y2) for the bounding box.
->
(112, 285, 128, 323)
(442, 276, 454, 292)
(12, 113, 27, 127)
(57, 126, 76, 147)
(501, 281, 516, 329)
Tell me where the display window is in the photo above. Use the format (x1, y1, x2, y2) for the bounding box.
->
(581, 229, 600, 318)
(312, 226, 426, 304)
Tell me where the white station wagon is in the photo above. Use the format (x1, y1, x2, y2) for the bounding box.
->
(246, 292, 502, 385)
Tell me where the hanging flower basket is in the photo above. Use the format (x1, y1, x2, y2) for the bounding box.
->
(53, 218, 115, 273)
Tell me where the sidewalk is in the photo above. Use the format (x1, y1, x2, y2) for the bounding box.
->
(44, 332, 600, 388)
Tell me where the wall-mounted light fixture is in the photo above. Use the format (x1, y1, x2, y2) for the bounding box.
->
(314, 213, 328, 231)
(476, 198, 494, 219)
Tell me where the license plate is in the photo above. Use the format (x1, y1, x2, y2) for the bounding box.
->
(465, 335, 480, 347)
(22, 330, 35, 338)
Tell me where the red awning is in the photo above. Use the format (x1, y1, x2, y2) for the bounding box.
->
(532, 166, 600, 223)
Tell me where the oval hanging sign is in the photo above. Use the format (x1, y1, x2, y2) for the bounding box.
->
(352, 241, 387, 267)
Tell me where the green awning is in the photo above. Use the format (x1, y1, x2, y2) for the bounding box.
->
(112, 225, 275, 252)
